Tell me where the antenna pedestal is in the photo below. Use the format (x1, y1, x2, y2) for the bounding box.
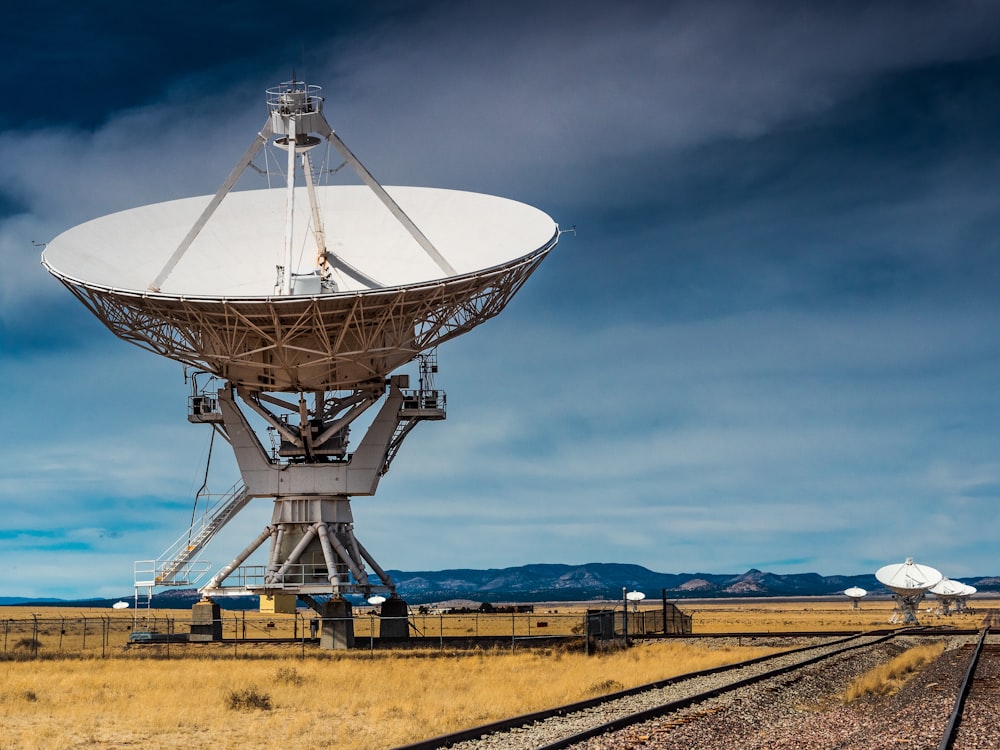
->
(186, 364, 443, 648)
(888, 592, 926, 625)
(200, 496, 396, 600)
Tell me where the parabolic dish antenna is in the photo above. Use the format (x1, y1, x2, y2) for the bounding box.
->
(41, 80, 560, 650)
(929, 578, 968, 616)
(875, 557, 942, 625)
(111, 601, 130, 610)
(929, 578, 965, 597)
(957, 583, 977, 614)
(42, 186, 557, 392)
(875, 558, 942, 594)
(367, 595, 387, 606)
(625, 591, 646, 602)
(843, 586, 867, 610)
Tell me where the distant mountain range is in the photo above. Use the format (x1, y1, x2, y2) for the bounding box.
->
(386, 564, 1000, 602)
(3, 564, 998, 608)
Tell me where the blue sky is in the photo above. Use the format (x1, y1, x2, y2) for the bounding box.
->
(4, 1, 1000, 598)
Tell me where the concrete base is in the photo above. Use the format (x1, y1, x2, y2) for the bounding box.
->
(190, 599, 222, 642)
(320, 598, 354, 650)
(379, 596, 410, 640)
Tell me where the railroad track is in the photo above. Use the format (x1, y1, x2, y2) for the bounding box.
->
(939, 628, 1000, 750)
(395, 632, 899, 750)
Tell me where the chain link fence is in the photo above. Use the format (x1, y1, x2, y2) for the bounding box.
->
(1, 603, 692, 658)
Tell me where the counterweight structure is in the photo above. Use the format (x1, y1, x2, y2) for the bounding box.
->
(42, 82, 559, 636)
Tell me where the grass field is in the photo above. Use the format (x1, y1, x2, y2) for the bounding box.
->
(0, 597, 993, 749)
(0, 639, 780, 749)
(684, 596, 996, 633)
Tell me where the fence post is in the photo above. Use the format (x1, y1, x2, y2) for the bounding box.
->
(622, 587, 628, 645)
(31, 614, 39, 658)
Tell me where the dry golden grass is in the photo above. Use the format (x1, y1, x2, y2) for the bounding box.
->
(0, 640, 778, 750)
(840, 640, 947, 702)
(0, 597, 990, 748)
(684, 598, 998, 633)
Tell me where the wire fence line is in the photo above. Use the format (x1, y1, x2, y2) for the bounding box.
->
(0, 606, 689, 658)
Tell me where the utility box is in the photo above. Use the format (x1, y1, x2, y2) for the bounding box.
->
(586, 609, 616, 641)
(260, 593, 297, 614)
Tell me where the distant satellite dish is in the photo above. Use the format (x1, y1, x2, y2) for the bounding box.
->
(929, 578, 965, 597)
(843, 587, 867, 610)
(875, 557, 942, 594)
(875, 557, 942, 625)
(957, 583, 977, 614)
(930, 578, 969, 616)
(367, 595, 386, 606)
(111, 601, 129, 609)
(625, 591, 646, 602)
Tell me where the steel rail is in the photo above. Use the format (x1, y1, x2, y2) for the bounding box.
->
(937, 626, 989, 750)
(394, 631, 894, 750)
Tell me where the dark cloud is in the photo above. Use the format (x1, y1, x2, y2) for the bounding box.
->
(6, 2, 1000, 595)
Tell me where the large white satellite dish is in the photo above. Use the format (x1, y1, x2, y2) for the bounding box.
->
(875, 557, 942, 625)
(42, 81, 559, 649)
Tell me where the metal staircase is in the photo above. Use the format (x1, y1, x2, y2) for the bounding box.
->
(135, 480, 252, 591)
(382, 389, 447, 474)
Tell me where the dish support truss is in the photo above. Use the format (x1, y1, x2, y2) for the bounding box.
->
(887, 591, 928, 625)
(150, 80, 454, 294)
(136, 368, 445, 604)
(53, 248, 550, 393)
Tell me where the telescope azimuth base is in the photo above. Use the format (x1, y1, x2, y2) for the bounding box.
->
(200, 496, 394, 599)
(888, 592, 926, 625)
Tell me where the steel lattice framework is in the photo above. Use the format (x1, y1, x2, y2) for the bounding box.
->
(49, 240, 553, 392)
